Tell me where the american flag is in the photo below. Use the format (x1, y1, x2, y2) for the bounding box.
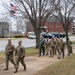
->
(10, 3, 17, 16)
(10, 3, 17, 10)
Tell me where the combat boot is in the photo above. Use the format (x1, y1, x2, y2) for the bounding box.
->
(4, 68, 8, 70)
(23, 66, 26, 71)
(58, 57, 60, 59)
(46, 52, 48, 56)
(14, 68, 18, 73)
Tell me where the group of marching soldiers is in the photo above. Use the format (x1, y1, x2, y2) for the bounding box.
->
(38, 36, 73, 59)
(4, 39, 26, 73)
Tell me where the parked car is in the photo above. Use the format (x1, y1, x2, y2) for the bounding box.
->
(52, 33, 65, 38)
(28, 34, 36, 39)
(41, 33, 54, 39)
(27, 32, 34, 38)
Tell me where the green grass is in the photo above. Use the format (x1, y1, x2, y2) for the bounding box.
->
(26, 47, 39, 56)
(34, 54, 75, 75)
(0, 47, 39, 63)
(72, 41, 75, 44)
(0, 52, 5, 64)
(0, 52, 4, 56)
(69, 34, 75, 36)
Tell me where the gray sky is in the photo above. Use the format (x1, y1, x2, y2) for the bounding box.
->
(0, 0, 18, 31)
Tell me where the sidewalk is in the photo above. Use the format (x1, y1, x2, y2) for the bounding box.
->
(0, 45, 75, 75)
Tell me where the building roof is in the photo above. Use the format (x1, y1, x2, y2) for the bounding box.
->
(47, 16, 74, 22)
(47, 16, 59, 22)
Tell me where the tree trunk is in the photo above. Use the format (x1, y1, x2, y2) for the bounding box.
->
(35, 29, 41, 48)
(65, 30, 69, 46)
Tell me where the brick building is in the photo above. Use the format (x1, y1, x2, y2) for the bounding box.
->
(44, 16, 74, 33)
(26, 16, 74, 33)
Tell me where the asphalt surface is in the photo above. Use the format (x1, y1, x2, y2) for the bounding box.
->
(0, 38, 36, 51)
(0, 36, 75, 51)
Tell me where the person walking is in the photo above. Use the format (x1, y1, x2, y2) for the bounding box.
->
(4, 38, 15, 70)
(58, 38, 66, 59)
(45, 38, 50, 55)
(67, 38, 73, 56)
(55, 37, 60, 55)
(49, 37, 56, 57)
(14, 41, 26, 73)
(38, 36, 45, 56)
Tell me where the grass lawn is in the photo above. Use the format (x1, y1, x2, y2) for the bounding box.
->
(0, 52, 5, 64)
(72, 41, 75, 44)
(0, 47, 39, 64)
(69, 34, 75, 36)
(26, 47, 39, 56)
(34, 54, 75, 75)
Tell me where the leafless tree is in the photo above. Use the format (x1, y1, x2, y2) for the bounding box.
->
(15, 17, 26, 33)
(15, 0, 59, 47)
(0, 22, 9, 35)
(53, 0, 75, 45)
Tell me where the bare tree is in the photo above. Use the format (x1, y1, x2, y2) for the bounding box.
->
(53, 0, 75, 45)
(0, 22, 9, 35)
(15, 0, 59, 47)
(25, 21, 34, 32)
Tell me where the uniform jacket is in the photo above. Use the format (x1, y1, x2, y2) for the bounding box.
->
(15, 45, 25, 58)
(38, 38, 45, 49)
(5, 44, 15, 55)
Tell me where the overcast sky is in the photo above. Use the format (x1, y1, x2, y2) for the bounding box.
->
(0, 0, 18, 31)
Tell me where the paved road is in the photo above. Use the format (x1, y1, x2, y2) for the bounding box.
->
(63, 36, 75, 41)
(0, 38, 36, 51)
(0, 36, 75, 51)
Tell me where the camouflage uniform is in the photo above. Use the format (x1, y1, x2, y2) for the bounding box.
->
(49, 37, 56, 57)
(67, 40, 73, 56)
(4, 43, 15, 70)
(14, 44, 26, 73)
(59, 39, 65, 58)
(45, 39, 50, 55)
(55, 38, 60, 54)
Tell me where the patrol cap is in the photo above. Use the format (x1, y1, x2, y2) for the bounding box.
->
(8, 38, 11, 41)
(19, 40, 22, 42)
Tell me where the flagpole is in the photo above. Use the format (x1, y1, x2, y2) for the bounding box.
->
(9, 24, 10, 37)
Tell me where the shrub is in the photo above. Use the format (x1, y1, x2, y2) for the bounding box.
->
(14, 34, 23, 38)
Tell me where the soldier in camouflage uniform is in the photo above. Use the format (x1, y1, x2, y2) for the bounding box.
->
(45, 38, 50, 55)
(49, 37, 56, 57)
(58, 38, 66, 59)
(55, 37, 60, 55)
(67, 38, 73, 56)
(14, 41, 26, 73)
(4, 38, 15, 70)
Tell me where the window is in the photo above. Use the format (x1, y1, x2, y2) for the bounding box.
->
(56, 23, 59, 27)
(51, 23, 54, 27)
(51, 28, 54, 32)
(56, 28, 59, 32)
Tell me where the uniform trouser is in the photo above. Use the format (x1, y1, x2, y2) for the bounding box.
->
(54, 47, 57, 55)
(15, 57, 26, 70)
(56, 47, 60, 54)
(39, 47, 45, 56)
(46, 47, 49, 55)
(5, 55, 15, 69)
(58, 49, 65, 58)
(50, 50, 53, 57)
(52, 47, 55, 56)
(68, 48, 73, 56)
